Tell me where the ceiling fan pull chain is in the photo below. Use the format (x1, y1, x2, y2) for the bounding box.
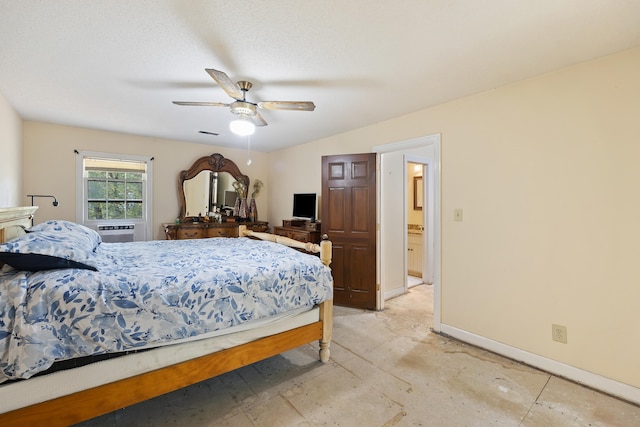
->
(246, 135, 252, 166)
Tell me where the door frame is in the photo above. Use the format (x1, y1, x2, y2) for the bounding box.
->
(373, 134, 441, 332)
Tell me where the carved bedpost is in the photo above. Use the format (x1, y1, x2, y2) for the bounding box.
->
(319, 300, 333, 363)
(320, 239, 332, 267)
(319, 237, 332, 362)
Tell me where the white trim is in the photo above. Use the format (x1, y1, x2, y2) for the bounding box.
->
(373, 134, 440, 154)
(384, 287, 405, 301)
(376, 153, 383, 310)
(431, 140, 441, 332)
(440, 324, 640, 405)
(75, 150, 153, 241)
(403, 157, 410, 296)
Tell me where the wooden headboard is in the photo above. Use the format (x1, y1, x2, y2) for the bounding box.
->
(0, 206, 38, 244)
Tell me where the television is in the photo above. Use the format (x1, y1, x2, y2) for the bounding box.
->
(223, 190, 238, 208)
(292, 193, 316, 222)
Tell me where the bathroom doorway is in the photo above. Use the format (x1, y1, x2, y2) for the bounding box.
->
(407, 161, 427, 288)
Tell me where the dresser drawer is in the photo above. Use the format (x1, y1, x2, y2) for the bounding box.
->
(291, 230, 311, 241)
(247, 223, 269, 233)
(176, 227, 205, 239)
(273, 226, 320, 244)
(206, 227, 238, 238)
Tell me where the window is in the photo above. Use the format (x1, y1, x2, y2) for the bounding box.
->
(76, 151, 153, 241)
(86, 166, 144, 220)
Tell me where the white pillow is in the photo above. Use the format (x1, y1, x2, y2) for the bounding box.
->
(0, 229, 98, 272)
(29, 220, 102, 251)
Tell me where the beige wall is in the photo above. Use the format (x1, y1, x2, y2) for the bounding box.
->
(22, 122, 269, 239)
(0, 91, 22, 207)
(268, 46, 640, 389)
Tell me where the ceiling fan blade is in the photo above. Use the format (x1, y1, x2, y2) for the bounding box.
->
(250, 111, 268, 127)
(172, 101, 230, 107)
(257, 101, 315, 111)
(206, 68, 244, 100)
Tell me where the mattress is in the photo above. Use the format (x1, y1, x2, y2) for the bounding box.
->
(0, 306, 320, 414)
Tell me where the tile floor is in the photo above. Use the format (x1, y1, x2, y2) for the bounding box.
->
(77, 285, 640, 426)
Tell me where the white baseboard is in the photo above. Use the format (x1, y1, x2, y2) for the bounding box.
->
(440, 324, 640, 405)
(384, 287, 405, 301)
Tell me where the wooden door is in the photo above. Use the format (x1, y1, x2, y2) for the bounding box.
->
(321, 153, 377, 309)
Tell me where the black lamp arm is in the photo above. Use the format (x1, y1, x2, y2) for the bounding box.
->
(26, 194, 59, 207)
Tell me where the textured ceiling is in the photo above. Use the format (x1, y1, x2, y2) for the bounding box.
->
(1, 1, 640, 152)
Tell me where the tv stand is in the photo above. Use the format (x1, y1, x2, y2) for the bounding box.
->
(274, 220, 321, 244)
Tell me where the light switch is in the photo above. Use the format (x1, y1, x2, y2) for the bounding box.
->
(454, 209, 463, 222)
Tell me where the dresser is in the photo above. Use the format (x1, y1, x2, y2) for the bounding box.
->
(164, 221, 269, 240)
(273, 225, 321, 244)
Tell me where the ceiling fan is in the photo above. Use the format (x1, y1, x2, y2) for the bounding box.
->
(172, 68, 315, 135)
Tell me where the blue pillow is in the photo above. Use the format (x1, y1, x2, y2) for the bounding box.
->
(0, 230, 98, 272)
(29, 220, 102, 251)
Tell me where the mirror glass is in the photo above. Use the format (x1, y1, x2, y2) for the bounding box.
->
(178, 153, 249, 221)
(183, 171, 238, 216)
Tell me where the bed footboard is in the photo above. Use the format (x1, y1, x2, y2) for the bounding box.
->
(238, 225, 332, 266)
(239, 225, 333, 362)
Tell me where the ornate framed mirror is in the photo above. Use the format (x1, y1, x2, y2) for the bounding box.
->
(178, 153, 250, 220)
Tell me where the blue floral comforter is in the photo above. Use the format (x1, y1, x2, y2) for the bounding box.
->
(0, 237, 333, 382)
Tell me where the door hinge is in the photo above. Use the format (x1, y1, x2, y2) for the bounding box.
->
(376, 283, 380, 291)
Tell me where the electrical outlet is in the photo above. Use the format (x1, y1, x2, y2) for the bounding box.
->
(552, 324, 567, 344)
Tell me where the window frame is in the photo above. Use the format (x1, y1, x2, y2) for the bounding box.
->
(76, 151, 153, 241)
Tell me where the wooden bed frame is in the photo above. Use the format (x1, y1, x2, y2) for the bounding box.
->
(0, 208, 333, 426)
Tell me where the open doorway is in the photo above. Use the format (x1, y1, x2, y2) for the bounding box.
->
(374, 134, 441, 332)
(407, 161, 427, 288)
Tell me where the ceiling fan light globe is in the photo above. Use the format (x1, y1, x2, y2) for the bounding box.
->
(230, 118, 255, 136)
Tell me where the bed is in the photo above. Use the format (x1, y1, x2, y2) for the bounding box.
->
(0, 206, 333, 426)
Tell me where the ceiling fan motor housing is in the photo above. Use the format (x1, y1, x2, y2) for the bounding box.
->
(237, 80, 253, 92)
(230, 101, 257, 116)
